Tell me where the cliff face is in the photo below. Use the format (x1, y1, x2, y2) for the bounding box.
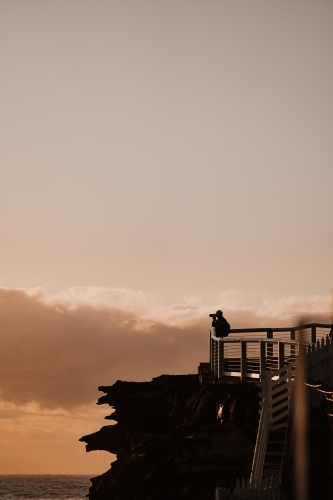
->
(80, 372, 260, 500)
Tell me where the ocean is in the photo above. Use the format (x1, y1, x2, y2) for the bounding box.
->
(0, 475, 92, 500)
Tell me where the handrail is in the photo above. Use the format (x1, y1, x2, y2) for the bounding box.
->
(212, 336, 309, 345)
(250, 394, 269, 483)
(229, 323, 331, 334)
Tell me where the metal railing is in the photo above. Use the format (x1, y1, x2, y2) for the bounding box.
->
(227, 323, 331, 344)
(210, 323, 332, 381)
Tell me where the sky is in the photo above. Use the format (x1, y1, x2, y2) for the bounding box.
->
(0, 0, 332, 475)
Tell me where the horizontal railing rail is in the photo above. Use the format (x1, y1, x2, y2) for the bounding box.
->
(228, 323, 332, 344)
(230, 323, 331, 333)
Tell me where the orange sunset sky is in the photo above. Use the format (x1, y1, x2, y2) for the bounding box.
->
(1, 0, 333, 475)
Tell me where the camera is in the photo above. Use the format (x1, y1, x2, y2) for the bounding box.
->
(209, 313, 216, 318)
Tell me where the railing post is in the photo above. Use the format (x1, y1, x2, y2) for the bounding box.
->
(311, 325, 316, 344)
(241, 340, 246, 381)
(291, 329, 296, 358)
(218, 340, 224, 379)
(211, 336, 217, 376)
(213, 339, 217, 376)
(261, 370, 268, 398)
(267, 328, 273, 363)
(260, 340, 266, 379)
(210, 332, 214, 372)
(278, 341, 285, 370)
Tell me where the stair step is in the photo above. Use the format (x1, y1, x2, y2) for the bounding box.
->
(267, 444, 283, 449)
(265, 453, 282, 461)
(269, 431, 286, 438)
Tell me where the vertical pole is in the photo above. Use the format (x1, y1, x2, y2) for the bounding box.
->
(260, 340, 266, 379)
(330, 325, 333, 499)
(218, 340, 224, 379)
(212, 329, 218, 375)
(267, 329, 273, 367)
(278, 342, 285, 370)
(311, 325, 316, 344)
(241, 340, 246, 381)
(213, 340, 217, 376)
(215, 341, 218, 377)
(212, 338, 217, 375)
(260, 370, 268, 413)
(210, 332, 213, 372)
(291, 329, 296, 359)
(293, 342, 308, 500)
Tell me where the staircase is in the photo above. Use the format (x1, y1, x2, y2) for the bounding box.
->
(262, 429, 286, 480)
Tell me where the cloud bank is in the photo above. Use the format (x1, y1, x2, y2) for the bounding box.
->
(0, 287, 331, 410)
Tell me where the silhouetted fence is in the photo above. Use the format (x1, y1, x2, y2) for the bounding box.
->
(216, 477, 281, 499)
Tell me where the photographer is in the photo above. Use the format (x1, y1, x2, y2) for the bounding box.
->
(210, 310, 230, 338)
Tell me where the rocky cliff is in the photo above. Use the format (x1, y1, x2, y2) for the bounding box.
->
(80, 368, 260, 500)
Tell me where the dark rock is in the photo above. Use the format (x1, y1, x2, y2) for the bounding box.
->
(80, 374, 260, 499)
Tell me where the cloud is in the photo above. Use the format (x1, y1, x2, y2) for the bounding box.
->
(0, 287, 331, 410)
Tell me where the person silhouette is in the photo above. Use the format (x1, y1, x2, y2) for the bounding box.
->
(211, 310, 230, 338)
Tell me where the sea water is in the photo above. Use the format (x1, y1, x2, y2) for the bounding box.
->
(0, 475, 92, 499)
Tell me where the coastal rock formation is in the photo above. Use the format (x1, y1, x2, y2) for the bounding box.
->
(80, 370, 260, 499)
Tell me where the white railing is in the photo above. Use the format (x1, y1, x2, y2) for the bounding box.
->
(211, 333, 300, 381)
(210, 323, 332, 382)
